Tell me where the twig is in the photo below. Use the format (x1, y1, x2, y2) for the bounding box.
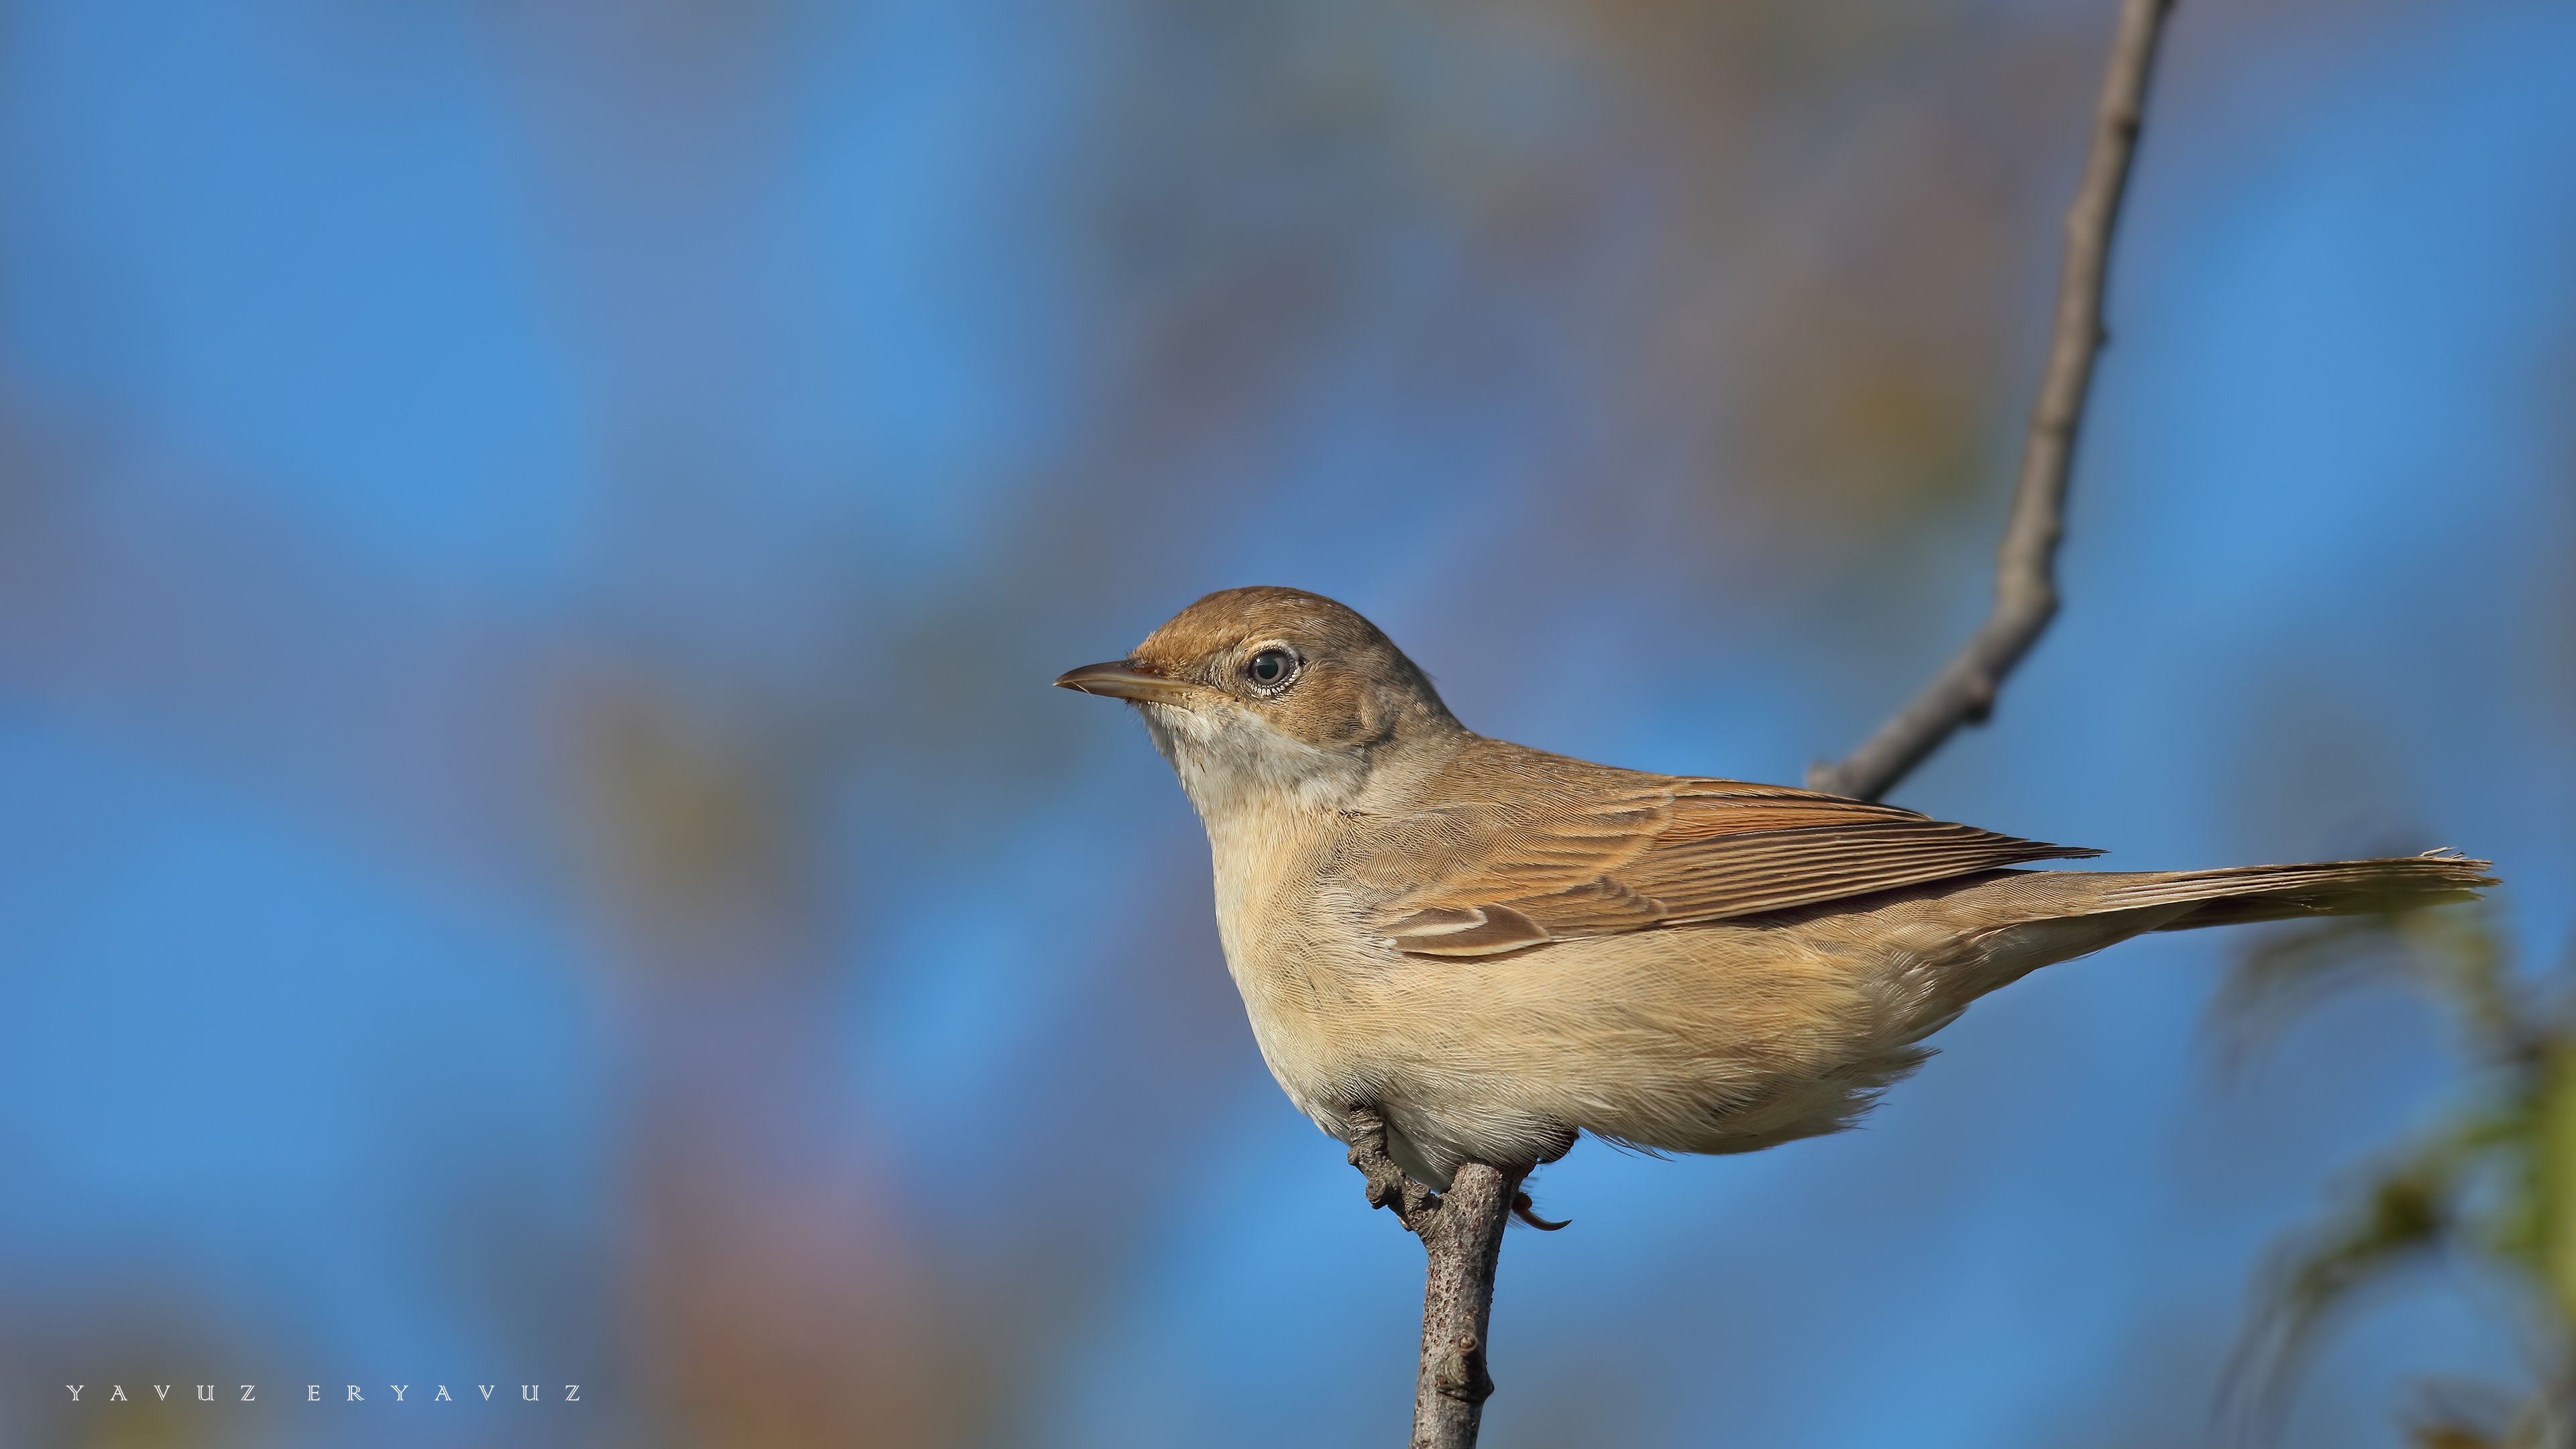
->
(1347, 1107, 1529, 1449)
(1808, 0, 2178, 803)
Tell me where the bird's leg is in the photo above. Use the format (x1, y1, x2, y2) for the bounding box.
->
(1345, 1106, 1574, 1234)
(1345, 1104, 1442, 1233)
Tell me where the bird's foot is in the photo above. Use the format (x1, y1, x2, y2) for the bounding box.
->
(1344, 1106, 1442, 1232)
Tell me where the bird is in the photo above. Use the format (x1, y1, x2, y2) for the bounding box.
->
(1054, 586, 2496, 1195)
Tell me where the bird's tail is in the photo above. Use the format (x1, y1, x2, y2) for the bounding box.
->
(2080, 851, 2498, 932)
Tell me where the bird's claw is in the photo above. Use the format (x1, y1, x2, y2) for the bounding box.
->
(1511, 1191, 1570, 1231)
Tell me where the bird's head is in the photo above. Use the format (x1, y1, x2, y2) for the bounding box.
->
(1054, 586, 1462, 814)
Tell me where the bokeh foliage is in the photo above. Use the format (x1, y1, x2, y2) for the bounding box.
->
(2220, 908, 2576, 1448)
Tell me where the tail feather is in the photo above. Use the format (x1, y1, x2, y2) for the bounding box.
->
(2086, 851, 2498, 932)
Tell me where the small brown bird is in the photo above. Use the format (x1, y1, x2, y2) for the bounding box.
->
(1057, 586, 2495, 1191)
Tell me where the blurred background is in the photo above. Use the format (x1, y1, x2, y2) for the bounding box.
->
(0, 0, 2569, 1445)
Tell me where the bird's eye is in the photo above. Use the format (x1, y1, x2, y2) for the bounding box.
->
(1245, 648, 1297, 688)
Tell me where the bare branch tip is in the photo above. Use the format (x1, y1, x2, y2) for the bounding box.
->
(1807, 0, 2175, 802)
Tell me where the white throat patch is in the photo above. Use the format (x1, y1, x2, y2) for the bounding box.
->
(1138, 698, 1368, 822)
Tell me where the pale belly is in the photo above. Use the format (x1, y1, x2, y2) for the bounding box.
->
(1220, 891, 2178, 1191)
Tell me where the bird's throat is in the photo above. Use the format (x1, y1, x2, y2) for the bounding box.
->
(1139, 699, 1372, 823)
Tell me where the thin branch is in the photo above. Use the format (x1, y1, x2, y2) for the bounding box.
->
(1808, 0, 2178, 803)
(1348, 1107, 1529, 1449)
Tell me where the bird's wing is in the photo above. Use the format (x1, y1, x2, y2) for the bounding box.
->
(1373, 775, 2100, 958)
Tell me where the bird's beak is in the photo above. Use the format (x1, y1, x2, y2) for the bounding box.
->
(1053, 659, 1201, 705)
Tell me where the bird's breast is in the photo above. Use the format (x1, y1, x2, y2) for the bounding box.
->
(1191, 798, 1401, 1099)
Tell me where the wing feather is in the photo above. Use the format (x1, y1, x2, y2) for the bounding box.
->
(1371, 761, 2099, 958)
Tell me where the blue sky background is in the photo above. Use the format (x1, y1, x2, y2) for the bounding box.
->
(0, 2, 2569, 1446)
